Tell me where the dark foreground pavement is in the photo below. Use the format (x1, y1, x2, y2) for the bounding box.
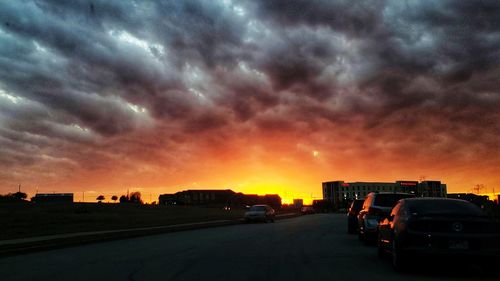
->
(0, 214, 498, 281)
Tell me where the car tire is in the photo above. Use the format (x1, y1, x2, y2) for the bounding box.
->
(392, 240, 408, 272)
(358, 221, 366, 241)
(348, 222, 355, 234)
(358, 231, 365, 242)
(377, 234, 387, 258)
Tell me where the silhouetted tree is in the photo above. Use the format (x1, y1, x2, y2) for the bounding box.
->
(111, 195, 118, 203)
(0, 192, 27, 202)
(11, 192, 27, 200)
(96, 195, 105, 203)
(129, 192, 142, 204)
(118, 192, 142, 204)
(119, 195, 128, 203)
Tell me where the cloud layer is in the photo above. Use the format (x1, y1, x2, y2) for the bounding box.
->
(0, 0, 499, 198)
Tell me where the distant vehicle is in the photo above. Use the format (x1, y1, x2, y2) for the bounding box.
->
(301, 206, 315, 214)
(347, 199, 364, 234)
(244, 204, 275, 223)
(378, 198, 500, 271)
(358, 192, 415, 243)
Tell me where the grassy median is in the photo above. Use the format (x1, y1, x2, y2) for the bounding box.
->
(0, 202, 246, 240)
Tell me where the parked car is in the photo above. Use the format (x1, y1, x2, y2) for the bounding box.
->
(347, 199, 364, 234)
(301, 206, 315, 215)
(358, 192, 415, 243)
(244, 204, 275, 223)
(378, 198, 500, 271)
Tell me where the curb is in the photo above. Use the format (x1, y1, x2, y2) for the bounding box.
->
(0, 213, 300, 258)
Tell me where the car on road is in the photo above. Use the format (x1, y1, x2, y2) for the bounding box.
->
(358, 192, 415, 243)
(244, 204, 275, 223)
(378, 198, 500, 271)
(347, 199, 364, 234)
(301, 206, 315, 215)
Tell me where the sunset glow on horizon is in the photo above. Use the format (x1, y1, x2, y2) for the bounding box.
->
(0, 1, 499, 203)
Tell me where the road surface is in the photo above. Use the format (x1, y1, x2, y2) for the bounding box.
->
(0, 214, 497, 281)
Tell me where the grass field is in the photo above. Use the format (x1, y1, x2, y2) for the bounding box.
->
(0, 202, 247, 240)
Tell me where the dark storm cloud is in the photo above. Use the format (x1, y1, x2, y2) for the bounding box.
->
(249, 0, 500, 159)
(251, 0, 385, 36)
(0, 0, 499, 188)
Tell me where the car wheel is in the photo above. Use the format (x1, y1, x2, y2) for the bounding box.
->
(392, 240, 407, 271)
(358, 231, 365, 242)
(347, 222, 354, 234)
(377, 234, 386, 258)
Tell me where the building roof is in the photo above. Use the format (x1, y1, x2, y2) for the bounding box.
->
(34, 193, 73, 197)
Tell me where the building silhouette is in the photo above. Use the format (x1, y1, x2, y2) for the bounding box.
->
(31, 193, 74, 203)
(322, 180, 447, 208)
(159, 189, 281, 209)
(447, 193, 490, 207)
(293, 199, 303, 208)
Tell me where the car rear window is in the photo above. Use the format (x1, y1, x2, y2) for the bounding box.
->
(373, 194, 414, 207)
(249, 206, 266, 211)
(407, 200, 484, 216)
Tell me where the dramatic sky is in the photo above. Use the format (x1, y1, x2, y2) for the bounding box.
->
(1, 0, 499, 202)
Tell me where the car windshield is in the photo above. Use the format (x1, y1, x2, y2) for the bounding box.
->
(373, 194, 414, 207)
(407, 200, 484, 216)
(249, 206, 266, 211)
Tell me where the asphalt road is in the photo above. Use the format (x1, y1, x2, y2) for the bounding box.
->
(0, 214, 497, 281)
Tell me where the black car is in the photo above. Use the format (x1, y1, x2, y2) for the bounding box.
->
(358, 192, 415, 243)
(347, 199, 364, 234)
(378, 198, 500, 271)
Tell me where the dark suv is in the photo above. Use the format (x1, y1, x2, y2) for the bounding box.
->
(378, 198, 500, 271)
(358, 192, 414, 243)
(347, 199, 364, 234)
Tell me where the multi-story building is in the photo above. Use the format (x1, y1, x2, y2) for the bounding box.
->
(158, 189, 282, 209)
(418, 181, 447, 197)
(322, 180, 447, 208)
(293, 199, 303, 208)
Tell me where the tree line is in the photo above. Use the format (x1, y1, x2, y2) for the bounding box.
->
(95, 192, 143, 204)
(0, 190, 144, 204)
(0, 191, 27, 202)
